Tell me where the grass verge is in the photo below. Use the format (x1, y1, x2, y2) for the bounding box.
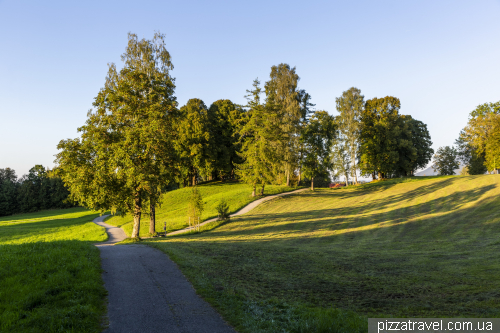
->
(0, 208, 107, 332)
(145, 175, 500, 332)
(106, 180, 300, 237)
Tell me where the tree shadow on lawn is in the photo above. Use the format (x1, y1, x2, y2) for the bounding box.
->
(209, 183, 499, 240)
(165, 191, 500, 317)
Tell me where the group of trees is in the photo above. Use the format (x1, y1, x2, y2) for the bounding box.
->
(0, 165, 73, 217)
(55, 32, 434, 238)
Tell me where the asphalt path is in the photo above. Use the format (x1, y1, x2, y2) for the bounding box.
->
(93, 216, 235, 333)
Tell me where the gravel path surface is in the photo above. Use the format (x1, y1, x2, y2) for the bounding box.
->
(93, 216, 235, 333)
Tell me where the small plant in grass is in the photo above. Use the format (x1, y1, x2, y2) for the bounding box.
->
(216, 199, 230, 221)
(188, 186, 204, 231)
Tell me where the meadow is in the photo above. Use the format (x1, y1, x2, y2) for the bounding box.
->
(106, 181, 299, 237)
(146, 175, 500, 332)
(0, 208, 107, 332)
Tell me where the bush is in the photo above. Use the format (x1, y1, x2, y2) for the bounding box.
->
(216, 199, 230, 221)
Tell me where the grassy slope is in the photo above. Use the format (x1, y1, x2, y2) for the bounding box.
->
(106, 181, 299, 237)
(147, 175, 500, 332)
(0, 208, 107, 333)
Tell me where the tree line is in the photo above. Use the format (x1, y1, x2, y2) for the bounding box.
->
(0, 165, 73, 217)
(55, 32, 434, 237)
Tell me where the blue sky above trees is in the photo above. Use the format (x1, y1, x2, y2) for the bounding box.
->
(1, 0, 499, 176)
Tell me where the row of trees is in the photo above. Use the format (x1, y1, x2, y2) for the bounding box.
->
(0, 166, 73, 217)
(56, 32, 434, 238)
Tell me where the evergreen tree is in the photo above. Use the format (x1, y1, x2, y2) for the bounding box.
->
(237, 79, 276, 196)
(0, 168, 18, 216)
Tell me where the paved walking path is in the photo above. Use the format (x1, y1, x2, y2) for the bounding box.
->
(93, 216, 235, 333)
(168, 188, 308, 235)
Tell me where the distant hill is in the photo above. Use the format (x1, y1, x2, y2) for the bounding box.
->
(415, 162, 465, 176)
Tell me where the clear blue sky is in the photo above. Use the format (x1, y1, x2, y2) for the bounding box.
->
(1, 0, 499, 177)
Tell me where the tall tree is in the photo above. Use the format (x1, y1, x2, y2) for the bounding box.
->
(331, 127, 351, 186)
(301, 111, 336, 190)
(264, 63, 302, 186)
(455, 131, 487, 175)
(207, 99, 244, 180)
(56, 32, 177, 238)
(335, 87, 364, 184)
(237, 79, 276, 196)
(484, 115, 500, 173)
(432, 146, 459, 175)
(359, 96, 402, 179)
(174, 98, 212, 186)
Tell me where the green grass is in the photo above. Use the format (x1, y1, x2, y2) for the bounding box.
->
(0, 208, 107, 332)
(146, 175, 500, 332)
(106, 180, 299, 237)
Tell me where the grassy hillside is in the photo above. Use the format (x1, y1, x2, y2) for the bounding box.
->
(0, 208, 107, 332)
(147, 175, 500, 332)
(107, 181, 298, 237)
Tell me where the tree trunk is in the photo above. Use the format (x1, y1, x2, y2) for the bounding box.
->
(286, 170, 290, 187)
(131, 194, 142, 238)
(311, 177, 314, 191)
(149, 200, 156, 235)
(252, 185, 256, 197)
(378, 171, 383, 180)
(353, 160, 358, 184)
(344, 173, 349, 187)
(260, 183, 265, 196)
(298, 166, 302, 184)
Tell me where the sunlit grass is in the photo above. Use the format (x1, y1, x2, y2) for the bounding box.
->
(107, 180, 300, 237)
(147, 175, 500, 332)
(0, 208, 107, 332)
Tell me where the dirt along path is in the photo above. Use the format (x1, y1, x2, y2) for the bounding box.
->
(168, 187, 308, 236)
(93, 216, 235, 333)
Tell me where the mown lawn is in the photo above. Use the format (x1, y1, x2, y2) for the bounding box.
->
(107, 180, 299, 237)
(146, 175, 500, 332)
(0, 208, 107, 333)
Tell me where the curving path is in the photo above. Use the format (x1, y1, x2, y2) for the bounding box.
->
(93, 216, 235, 333)
(168, 188, 308, 236)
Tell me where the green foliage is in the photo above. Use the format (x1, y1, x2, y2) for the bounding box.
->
(56, 32, 177, 238)
(187, 186, 204, 229)
(0, 208, 107, 332)
(301, 111, 336, 190)
(456, 132, 487, 175)
(174, 98, 212, 185)
(264, 63, 302, 186)
(0, 166, 74, 217)
(335, 87, 364, 183)
(432, 146, 459, 175)
(106, 181, 298, 237)
(207, 99, 244, 180)
(215, 198, 230, 220)
(359, 97, 433, 178)
(359, 96, 402, 178)
(237, 79, 276, 195)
